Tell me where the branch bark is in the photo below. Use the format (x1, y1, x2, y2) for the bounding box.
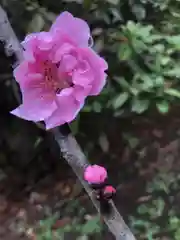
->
(0, 5, 136, 240)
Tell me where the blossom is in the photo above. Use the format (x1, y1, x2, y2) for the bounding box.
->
(11, 12, 108, 129)
(84, 165, 107, 184)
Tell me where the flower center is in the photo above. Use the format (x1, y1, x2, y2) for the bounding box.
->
(43, 60, 71, 94)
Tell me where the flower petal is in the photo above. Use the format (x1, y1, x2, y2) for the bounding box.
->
(22, 32, 53, 51)
(59, 54, 77, 72)
(52, 43, 74, 64)
(73, 85, 91, 102)
(11, 86, 57, 122)
(21, 33, 38, 49)
(13, 61, 29, 84)
(45, 89, 84, 129)
(38, 32, 54, 50)
(72, 63, 94, 87)
(77, 48, 108, 95)
(50, 11, 91, 47)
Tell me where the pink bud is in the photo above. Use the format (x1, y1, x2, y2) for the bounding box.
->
(103, 185, 116, 200)
(104, 186, 116, 194)
(84, 165, 107, 184)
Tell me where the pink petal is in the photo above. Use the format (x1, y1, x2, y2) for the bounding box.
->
(11, 98, 56, 122)
(50, 11, 91, 47)
(58, 87, 74, 97)
(45, 89, 84, 129)
(11, 85, 57, 122)
(78, 48, 108, 95)
(52, 43, 75, 63)
(38, 32, 54, 50)
(23, 49, 35, 62)
(18, 70, 44, 91)
(21, 33, 38, 49)
(72, 64, 94, 87)
(59, 54, 77, 72)
(13, 61, 31, 84)
(73, 85, 91, 102)
(90, 72, 107, 96)
(22, 32, 53, 51)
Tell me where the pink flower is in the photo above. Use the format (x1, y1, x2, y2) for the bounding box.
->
(84, 165, 107, 184)
(11, 12, 108, 129)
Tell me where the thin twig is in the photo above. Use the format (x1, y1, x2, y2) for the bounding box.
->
(0, 5, 136, 240)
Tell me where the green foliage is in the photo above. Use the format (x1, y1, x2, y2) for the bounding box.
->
(109, 19, 180, 115)
(35, 201, 102, 239)
(130, 172, 180, 239)
(36, 215, 102, 239)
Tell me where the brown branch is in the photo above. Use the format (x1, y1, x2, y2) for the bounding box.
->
(0, 5, 136, 240)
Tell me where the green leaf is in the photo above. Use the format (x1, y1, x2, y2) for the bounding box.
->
(145, 34, 163, 43)
(123, 134, 139, 149)
(114, 77, 130, 89)
(167, 36, 180, 48)
(110, 8, 123, 21)
(77, 236, 88, 240)
(93, 102, 102, 112)
(28, 13, 45, 32)
(170, 216, 179, 229)
(171, 10, 180, 18)
(83, 105, 92, 112)
(141, 74, 154, 89)
(83, 0, 92, 9)
(132, 219, 149, 228)
(134, 24, 153, 39)
(164, 68, 180, 77)
(132, 4, 146, 20)
(138, 205, 148, 214)
(81, 217, 101, 234)
(98, 133, 109, 153)
(132, 39, 147, 53)
(112, 92, 129, 109)
(118, 43, 132, 61)
(154, 76, 164, 86)
(132, 98, 150, 113)
(147, 232, 153, 240)
(156, 100, 169, 113)
(161, 56, 171, 66)
(105, 0, 119, 4)
(154, 44, 165, 53)
(43, 229, 53, 239)
(126, 21, 137, 33)
(154, 198, 165, 216)
(114, 77, 139, 95)
(165, 88, 180, 98)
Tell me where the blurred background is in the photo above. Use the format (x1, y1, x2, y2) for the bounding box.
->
(1, 0, 180, 239)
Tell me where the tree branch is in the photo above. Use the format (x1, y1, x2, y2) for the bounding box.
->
(52, 125, 136, 240)
(0, 5, 136, 240)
